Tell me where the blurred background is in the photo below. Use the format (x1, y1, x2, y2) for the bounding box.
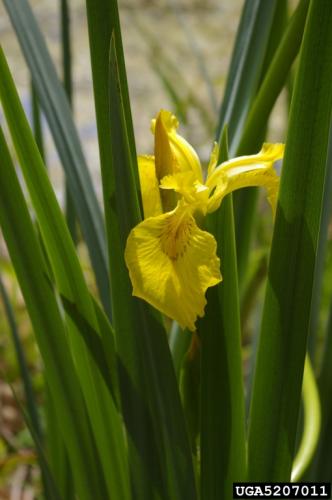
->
(0, 0, 290, 497)
(1, 0, 250, 203)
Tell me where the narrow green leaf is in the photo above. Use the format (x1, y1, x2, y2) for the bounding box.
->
(0, 48, 130, 499)
(247, 0, 332, 480)
(3, 0, 110, 314)
(84, 1, 197, 496)
(45, 389, 74, 500)
(198, 128, 246, 499)
(60, 0, 78, 244)
(0, 126, 107, 500)
(0, 275, 58, 498)
(307, 118, 332, 355)
(113, 32, 197, 500)
(8, 383, 63, 500)
(60, 0, 72, 105)
(31, 82, 44, 160)
(291, 354, 321, 481)
(0, 275, 41, 440)
(234, 0, 309, 285)
(258, 0, 287, 81)
(216, 0, 278, 153)
(312, 302, 332, 480)
(61, 294, 119, 405)
(238, 0, 309, 155)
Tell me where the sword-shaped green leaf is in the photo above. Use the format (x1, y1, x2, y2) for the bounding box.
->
(3, 0, 110, 314)
(0, 126, 106, 500)
(198, 129, 246, 499)
(84, 0, 197, 496)
(0, 48, 130, 499)
(247, 0, 332, 480)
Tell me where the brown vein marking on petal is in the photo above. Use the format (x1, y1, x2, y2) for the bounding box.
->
(159, 214, 195, 261)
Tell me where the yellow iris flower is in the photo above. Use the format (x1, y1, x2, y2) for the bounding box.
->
(125, 110, 284, 331)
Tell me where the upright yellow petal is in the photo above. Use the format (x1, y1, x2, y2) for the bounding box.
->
(137, 155, 162, 218)
(152, 110, 203, 182)
(154, 111, 175, 180)
(206, 143, 284, 214)
(125, 204, 222, 331)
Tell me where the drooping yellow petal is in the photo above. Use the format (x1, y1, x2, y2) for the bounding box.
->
(124, 204, 222, 331)
(151, 110, 203, 182)
(206, 143, 284, 214)
(219, 143, 284, 173)
(137, 155, 162, 218)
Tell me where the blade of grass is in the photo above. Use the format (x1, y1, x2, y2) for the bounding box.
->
(3, 0, 110, 315)
(0, 48, 130, 499)
(247, 0, 332, 480)
(0, 275, 42, 440)
(84, 1, 197, 496)
(0, 274, 57, 498)
(7, 382, 63, 500)
(0, 126, 107, 500)
(198, 128, 246, 499)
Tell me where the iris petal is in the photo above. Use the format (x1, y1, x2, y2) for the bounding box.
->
(154, 112, 176, 180)
(152, 110, 203, 182)
(125, 203, 222, 331)
(206, 143, 284, 214)
(137, 155, 162, 218)
(160, 172, 208, 207)
(127, 113, 284, 329)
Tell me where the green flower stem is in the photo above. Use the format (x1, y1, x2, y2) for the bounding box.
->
(169, 322, 191, 380)
(291, 354, 321, 481)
